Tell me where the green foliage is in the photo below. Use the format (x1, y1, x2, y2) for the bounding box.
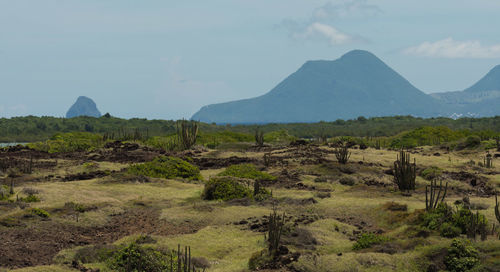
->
(263, 129, 296, 143)
(352, 233, 389, 250)
(145, 135, 179, 151)
(22, 194, 40, 203)
(217, 164, 276, 181)
(390, 126, 465, 148)
(107, 242, 172, 272)
(0, 185, 12, 200)
(419, 203, 454, 231)
(421, 166, 443, 181)
(128, 156, 202, 181)
(31, 208, 50, 218)
(445, 239, 480, 272)
(74, 245, 118, 264)
(202, 176, 253, 201)
(440, 223, 462, 238)
(28, 132, 104, 153)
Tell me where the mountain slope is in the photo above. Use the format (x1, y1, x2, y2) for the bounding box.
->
(431, 65, 500, 116)
(66, 96, 102, 118)
(192, 50, 446, 123)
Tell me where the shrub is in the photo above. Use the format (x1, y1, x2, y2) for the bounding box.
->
(353, 233, 389, 250)
(31, 208, 50, 218)
(28, 132, 104, 153)
(339, 176, 356, 186)
(440, 223, 461, 238)
(22, 194, 40, 203)
(444, 239, 479, 272)
(107, 243, 171, 272)
(217, 164, 276, 181)
(128, 156, 202, 181)
(74, 244, 118, 264)
(419, 203, 453, 230)
(0, 185, 12, 200)
(421, 166, 443, 181)
(202, 176, 253, 201)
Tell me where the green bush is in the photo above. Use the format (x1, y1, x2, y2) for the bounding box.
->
(128, 156, 202, 181)
(421, 166, 443, 181)
(22, 194, 40, 203)
(440, 223, 461, 238)
(31, 208, 50, 218)
(74, 244, 118, 264)
(107, 242, 173, 272)
(0, 185, 12, 200)
(339, 176, 356, 186)
(352, 233, 389, 250)
(445, 239, 480, 272)
(217, 164, 276, 181)
(202, 176, 253, 201)
(28, 132, 104, 153)
(419, 203, 454, 230)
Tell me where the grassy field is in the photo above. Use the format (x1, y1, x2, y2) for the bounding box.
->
(1, 141, 499, 272)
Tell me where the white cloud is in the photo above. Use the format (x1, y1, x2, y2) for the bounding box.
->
(404, 38, 500, 59)
(313, 0, 381, 21)
(291, 22, 353, 46)
(282, 0, 379, 46)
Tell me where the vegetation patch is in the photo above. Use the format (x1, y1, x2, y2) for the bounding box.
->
(352, 233, 390, 250)
(27, 132, 104, 153)
(31, 208, 50, 218)
(128, 156, 202, 180)
(445, 239, 480, 272)
(421, 166, 443, 181)
(202, 176, 253, 201)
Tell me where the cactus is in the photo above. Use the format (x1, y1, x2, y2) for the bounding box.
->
(263, 152, 271, 168)
(255, 128, 264, 147)
(334, 143, 351, 164)
(467, 211, 488, 241)
(170, 244, 203, 272)
(484, 152, 493, 168)
(393, 151, 416, 193)
(177, 120, 198, 150)
(268, 207, 286, 259)
(425, 179, 448, 211)
(495, 195, 500, 239)
(496, 136, 500, 151)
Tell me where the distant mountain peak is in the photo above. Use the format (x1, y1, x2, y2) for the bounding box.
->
(465, 64, 500, 92)
(192, 50, 445, 123)
(66, 96, 101, 118)
(340, 49, 378, 60)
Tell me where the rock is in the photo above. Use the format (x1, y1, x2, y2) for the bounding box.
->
(66, 96, 102, 118)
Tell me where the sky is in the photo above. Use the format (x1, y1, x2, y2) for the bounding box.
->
(1, 0, 500, 119)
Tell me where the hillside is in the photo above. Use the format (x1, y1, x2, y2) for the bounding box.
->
(192, 50, 447, 123)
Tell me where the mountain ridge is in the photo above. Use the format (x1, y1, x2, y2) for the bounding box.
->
(192, 50, 449, 123)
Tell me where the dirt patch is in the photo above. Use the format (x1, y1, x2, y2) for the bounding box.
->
(62, 170, 114, 182)
(234, 213, 322, 233)
(444, 171, 495, 196)
(189, 156, 259, 170)
(0, 207, 200, 269)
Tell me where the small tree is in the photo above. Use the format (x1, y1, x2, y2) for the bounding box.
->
(393, 150, 416, 193)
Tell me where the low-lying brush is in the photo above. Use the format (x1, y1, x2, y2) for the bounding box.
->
(352, 233, 390, 250)
(202, 176, 253, 201)
(128, 156, 202, 181)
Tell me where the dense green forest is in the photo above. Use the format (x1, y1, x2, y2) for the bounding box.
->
(1, 115, 500, 143)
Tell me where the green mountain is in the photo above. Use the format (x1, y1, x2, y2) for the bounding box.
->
(66, 96, 102, 118)
(192, 50, 447, 123)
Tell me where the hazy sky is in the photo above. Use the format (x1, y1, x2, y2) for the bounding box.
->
(1, 0, 500, 119)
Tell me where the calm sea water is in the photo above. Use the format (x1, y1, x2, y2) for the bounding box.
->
(0, 143, 27, 148)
